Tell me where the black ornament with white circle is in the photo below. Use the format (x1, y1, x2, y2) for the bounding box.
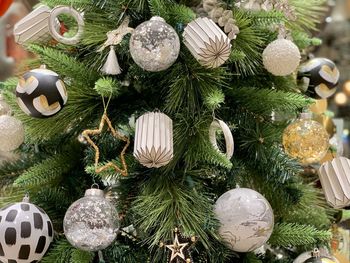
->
(16, 66, 67, 118)
(0, 195, 54, 263)
(298, 58, 340, 99)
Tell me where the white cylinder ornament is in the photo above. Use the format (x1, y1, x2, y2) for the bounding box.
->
(183, 17, 231, 68)
(209, 119, 234, 159)
(318, 156, 350, 208)
(134, 112, 173, 168)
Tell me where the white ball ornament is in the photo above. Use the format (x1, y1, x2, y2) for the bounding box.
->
(0, 115, 24, 152)
(0, 195, 54, 263)
(214, 188, 274, 252)
(64, 187, 119, 251)
(263, 38, 300, 76)
(129, 16, 180, 72)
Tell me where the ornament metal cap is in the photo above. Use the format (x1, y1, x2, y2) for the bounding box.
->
(150, 16, 165, 22)
(84, 188, 104, 197)
(299, 112, 312, 119)
(22, 193, 30, 203)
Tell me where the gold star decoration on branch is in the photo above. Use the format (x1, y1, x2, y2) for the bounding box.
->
(82, 112, 130, 176)
(160, 228, 197, 263)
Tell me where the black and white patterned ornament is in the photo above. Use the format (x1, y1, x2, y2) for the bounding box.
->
(16, 65, 67, 118)
(0, 195, 54, 263)
(298, 58, 340, 99)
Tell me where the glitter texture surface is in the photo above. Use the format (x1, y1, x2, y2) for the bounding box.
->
(262, 39, 300, 76)
(129, 16, 180, 72)
(283, 118, 329, 165)
(64, 192, 119, 251)
(0, 115, 24, 152)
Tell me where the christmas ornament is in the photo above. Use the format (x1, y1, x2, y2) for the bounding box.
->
(282, 113, 329, 165)
(0, 194, 53, 263)
(0, 0, 13, 16)
(134, 111, 173, 168)
(64, 186, 119, 251)
(298, 58, 340, 99)
(214, 187, 274, 252)
(160, 228, 197, 263)
(294, 249, 338, 263)
(209, 8, 240, 40)
(98, 16, 134, 75)
(314, 115, 336, 138)
(129, 16, 180, 72)
(0, 95, 11, 116)
(82, 112, 130, 175)
(209, 119, 234, 159)
(318, 157, 350, 209)
(48, 5, 84, 45)
(16, 65, 67, 118)
(13, 5, 60, 44)
(263, 38, 300, 76)
(0, 115, 24, 152)
(183, 17, 231, 68)
(309, 99, 328, 115)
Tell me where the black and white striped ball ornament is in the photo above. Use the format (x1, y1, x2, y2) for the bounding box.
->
(0, 195, 54, 263)
(16, 65, 67, 118)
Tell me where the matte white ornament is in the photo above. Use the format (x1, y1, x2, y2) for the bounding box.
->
(183, 17, 231, 68)
(0, 115, 24, 152)
(214, 188, 274, 252)
(262, 38, 300, 76)
(134, 112, 173, 168)
(318, 156, 350, 208)
(209, 119, 234, 159)
(13, 5, 60, 44)
(0, 195, 54, 263)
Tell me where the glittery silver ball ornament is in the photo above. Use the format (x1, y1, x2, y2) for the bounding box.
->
(0, 115, 24, 152)
(263, 39, 300, 76)
(129, 16, 180, 72)
(64, 188, 119, 251)
(0, 95, 11, 116)
(214, 188, 274, 252)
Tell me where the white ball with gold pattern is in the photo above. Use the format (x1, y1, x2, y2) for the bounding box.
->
(16, 66, 67, 118)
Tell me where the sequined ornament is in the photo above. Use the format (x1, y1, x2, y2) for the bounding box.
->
(16, 65, 68, 118)
(0, 194, 54, 263)
(0, 115, 24, 152)
(263, 38, 300, 76)
(214, 187, 274, 252)
(298, 58, 340, 99)
(283, 113, 329, 165)
(129, 16, 180, 72)
(64, 187, 119, 251)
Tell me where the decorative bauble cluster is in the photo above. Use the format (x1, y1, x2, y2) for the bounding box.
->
(0, 195, 53, 263)
(214, 188, 274, 252)
(298, 58, 339, 99)
(64, 188, 119, 251)
(129, 16, 180, 72)
(16, 66, 68, 118)
(263, 38, 301, 76)
(283, 113, 329, 165)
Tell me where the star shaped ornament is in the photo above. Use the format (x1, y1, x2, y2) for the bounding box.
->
(82, 112, 130, 176)
(161, 228, 197, 263)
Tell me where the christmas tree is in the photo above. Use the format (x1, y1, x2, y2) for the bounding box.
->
(0, 0, 341, 262)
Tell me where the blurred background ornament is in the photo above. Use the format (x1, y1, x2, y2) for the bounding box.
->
(64, 186, 119, 251)
(0, 194, 53, 263)
(298, 58, 340, 99)
(0, 114, 24, 152)
(129, 16, 180, 72)
(183, 17, 231, 68)
(214, 187, 274, 252)
(0, 0, 13, 16)
(309, 99, 328, 115)
(209, 119, 234, 159)
(282, 112, 329, 165)
(134, 111, 173, 168)
(16, 65, 68, 118)
(263, 38, 300, 76)
(318, 157, 350, 208)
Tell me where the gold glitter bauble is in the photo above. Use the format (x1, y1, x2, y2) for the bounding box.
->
(283, 116, 329, 165)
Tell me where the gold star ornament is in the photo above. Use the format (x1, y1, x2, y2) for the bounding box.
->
(82, 112, 130, 176)
(161, 228, 197, 263)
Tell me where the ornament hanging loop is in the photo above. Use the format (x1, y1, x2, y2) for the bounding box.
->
(91, 183, 100, 189)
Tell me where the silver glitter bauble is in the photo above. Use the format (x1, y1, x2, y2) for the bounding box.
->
(0, 95, 11, 116)
(214, 187, 274, 252)
(63, 188, 119, 251)
(0, 115, 24, 152)
(263, 38, 300, 76)
(129, 16, 180, 72)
